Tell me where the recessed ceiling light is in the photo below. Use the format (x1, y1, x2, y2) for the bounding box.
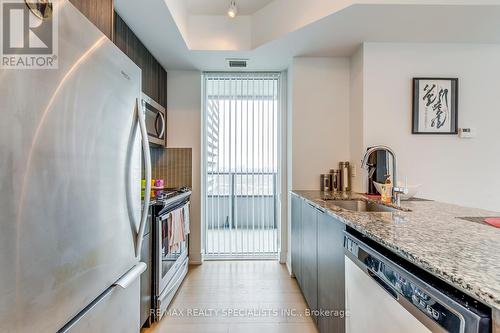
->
(227, 1, 237, 18)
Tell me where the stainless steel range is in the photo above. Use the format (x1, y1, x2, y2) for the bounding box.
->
(141, 189, 191, 324)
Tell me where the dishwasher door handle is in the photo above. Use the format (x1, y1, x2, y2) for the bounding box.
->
(367, 269, 399, 300)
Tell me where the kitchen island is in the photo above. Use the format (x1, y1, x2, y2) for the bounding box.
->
(292, 190, 500, 332)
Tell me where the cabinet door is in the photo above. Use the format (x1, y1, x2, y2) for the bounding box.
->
(114, 13, 142, 69)
(158, 67, 168, 108)
(143, 53, 153, 99)
(113, 12, 163, 104)
(291, 194, 302, 286)
(69, 0, 114, 39)
(301, 201, 318, 322)
(318, 213, 346, 333)
(150, 59, 160, 102)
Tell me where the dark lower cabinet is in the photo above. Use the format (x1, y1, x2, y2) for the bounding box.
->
(317, 212, 346, 333)
(301, 201, 319, 323)
(291, 193, 346, 333)
(291, 194, 303, 286)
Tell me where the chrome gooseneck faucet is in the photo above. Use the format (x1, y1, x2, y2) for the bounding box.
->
(361, 145, 408, 206)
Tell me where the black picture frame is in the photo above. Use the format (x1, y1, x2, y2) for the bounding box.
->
(412, 77, 458, 134)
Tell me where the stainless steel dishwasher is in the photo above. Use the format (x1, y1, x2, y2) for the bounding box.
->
(344, 231, 491, 333)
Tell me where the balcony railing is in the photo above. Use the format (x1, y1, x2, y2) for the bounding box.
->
(205, 172, 278, 258)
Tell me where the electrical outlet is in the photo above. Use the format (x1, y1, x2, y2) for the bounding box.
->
(351, 164, 357, 178)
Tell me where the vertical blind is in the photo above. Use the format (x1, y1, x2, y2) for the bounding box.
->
(203, 72, 280, 258)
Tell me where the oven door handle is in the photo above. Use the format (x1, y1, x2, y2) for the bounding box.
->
(159, 201, 189, 221)
(159, 211, 172, 222)
(162, 261, 188, 296)
(135, 98, 151, 258)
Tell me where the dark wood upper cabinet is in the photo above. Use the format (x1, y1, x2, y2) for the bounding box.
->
(69, 3, 168, 109)
(69, 0, 114, 40)
(113, 12, 166, 107)
(158, 67, 167, 110)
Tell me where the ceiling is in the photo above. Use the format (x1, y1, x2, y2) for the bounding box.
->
(186, 0, 273, 15)
(114, 0, 500, 71)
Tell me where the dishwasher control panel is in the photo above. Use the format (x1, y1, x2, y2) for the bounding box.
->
(377, 261, 461, 330)
(344, 232, 491, 333)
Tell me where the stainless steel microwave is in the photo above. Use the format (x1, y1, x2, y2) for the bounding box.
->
(142, 93, 165, 146)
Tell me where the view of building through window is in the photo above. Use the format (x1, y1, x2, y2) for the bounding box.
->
(204, 73, 280, 257)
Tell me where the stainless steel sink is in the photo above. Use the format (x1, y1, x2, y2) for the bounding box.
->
(327, 199, 398, 213)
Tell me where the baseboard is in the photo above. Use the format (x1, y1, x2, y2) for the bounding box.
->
(286, 261, 292, 276)
(189, 253, 203, 265)
(279, 250, 287, 264)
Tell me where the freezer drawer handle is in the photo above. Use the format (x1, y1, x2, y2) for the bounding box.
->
(114, 262, 147, 289)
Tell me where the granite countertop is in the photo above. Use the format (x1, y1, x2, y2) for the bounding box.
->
(292, 190, 500, 311)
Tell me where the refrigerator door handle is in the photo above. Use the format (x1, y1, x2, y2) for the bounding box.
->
(136, 98, 152, 258)
(114, 262, 147, 289)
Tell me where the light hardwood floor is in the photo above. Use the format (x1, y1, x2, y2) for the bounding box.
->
(143, 261, 318, 333)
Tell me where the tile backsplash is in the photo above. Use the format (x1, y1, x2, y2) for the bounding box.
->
(147, 147, 192, 188)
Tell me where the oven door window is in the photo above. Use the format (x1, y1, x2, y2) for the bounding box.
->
(161, 214, 186, 278)
(145, 103, 165, 140)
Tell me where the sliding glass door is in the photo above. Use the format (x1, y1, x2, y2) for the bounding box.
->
(203, 72, 280, 259)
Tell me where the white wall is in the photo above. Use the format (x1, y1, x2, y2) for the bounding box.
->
(291, 57, 351, 190)
(286, 57, 350, 272)
(167, 70, 202, 263)
(349, 46, 365, 193)
(362, 43, 500, 211)
(278, 70, 289, 266)
(286, 66, 294, 273)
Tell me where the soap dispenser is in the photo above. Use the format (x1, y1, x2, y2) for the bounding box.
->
(381, 174, 392, 204)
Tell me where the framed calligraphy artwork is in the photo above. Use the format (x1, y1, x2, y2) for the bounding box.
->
(412, 78, 458, 134)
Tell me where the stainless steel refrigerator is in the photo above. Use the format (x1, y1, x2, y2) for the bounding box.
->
(0, 1, 152, 332)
